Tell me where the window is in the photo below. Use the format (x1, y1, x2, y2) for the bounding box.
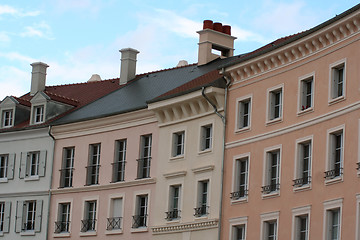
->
(231, 156, 249, 200)
(200, 125, 212, 151)
(20, 151, 46, 179)
(325, 128, 343, 180)
(0, 155, 8, 179)
(33, 105, 44, 124)
(299, 76, 313, 111)
(112, 140, 126, 182)
(166, 185, 181, 221)
(137, 135, 152, 179)
(323, 199, 342, 240)
(230, 216, 248, 240)
(261, 212, 279, 240)
(55, 203, 71, 233)
(2, 110, 13, 128)
(268, 86, 283, 121)
(262, 148, 281, 195)
(0, 202, 10, 233)
(233, 225, 246, 240)
(24, 201, 36, 231)
(15, 200, 42, 233)
(86, 144, 101, 185)
(172, 131, 185, 157)
(81, 201, 97, 232)
(330, 61, 345, 100)
(237, 97, 251, 129)
(294, 139, 312, 188)
(292, 206, 311, 240)
(28, 152, 39, 177)
(107, 198, 123, 230)
(195, 180, 209, 217)
(132, 195, 148, 228)
(0, 202, 4, 232)
(60, 147, 74, 188)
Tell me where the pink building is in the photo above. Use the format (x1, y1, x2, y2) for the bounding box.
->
(222, 4, 360, 240)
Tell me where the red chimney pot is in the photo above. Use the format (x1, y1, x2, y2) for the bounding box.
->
(222, 25, 231, 35)
(203, 20, 213, 30)
(213, 22, 223, 32)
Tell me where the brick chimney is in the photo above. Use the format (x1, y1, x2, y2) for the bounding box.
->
(30, 62, 49, 96)
(119, 48, 139, 85)
(197, 20, 237, 66)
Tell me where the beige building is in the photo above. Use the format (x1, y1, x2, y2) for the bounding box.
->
(221, 4, 360, 240)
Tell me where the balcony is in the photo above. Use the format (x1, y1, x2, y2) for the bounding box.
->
(106, 217, 122, 230)
(136, 157, 151, 179)
(292, 176, 311, 187)
(230, 189, 248, 200)
(324, 168, 343, 180)
(165, 210, 181, 221)
(132, 214, 148, 228)
(194, 206, 208, 217)
(111, 161, 126, 182)
(59, 168, 74, 188)
(261, 183, 280, 194)
(81, 219, 96, 232)
(54, 221, 70, 233)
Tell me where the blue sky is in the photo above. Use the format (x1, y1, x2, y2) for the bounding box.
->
(0, 0, 359, 99)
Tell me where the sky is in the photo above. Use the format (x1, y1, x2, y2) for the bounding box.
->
(0, 0, 359, 99)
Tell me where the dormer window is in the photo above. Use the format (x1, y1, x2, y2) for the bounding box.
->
(2, 109, 13, 128)
(33, 105, 44, 124)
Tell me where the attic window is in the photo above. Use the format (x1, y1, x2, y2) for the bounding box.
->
(2, 109, 13, 128)
(33, 105, 44, 124)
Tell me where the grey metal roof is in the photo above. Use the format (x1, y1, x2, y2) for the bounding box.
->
(54, 57, 235, 125)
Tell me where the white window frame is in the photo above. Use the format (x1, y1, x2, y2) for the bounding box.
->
(106, 193, 124, 234)
(80, 196, 99, 236)
(293, 136, 313, 191)
(0, 155, 8, 180)
(200, 124, 213, 152)
(32, 105, 45, 124)
(167, 184, 182, 221)
(0, 202, 4, 233)
(291, 205, 311, 240)
(323, 198, 343, 240)
(297, 72, 315, 115)
(86, 143, 101, 185)
(195, 179, 210, 218)
(229, 216, 248, 240)
(328, 59, 346, 104)
(325, 125, 345, 184)
(260, 211, 279, 240)
(54, 198, 73, 237)
(137, 134, 152, 178)
(266, 84, 283, 124)
(60, 147, 75, 188)
(231, 153, 250, 203)
(1, 109, 14, 128)
(262, 145, 282, 198)
(131, 190, 150, 232)
(235, 94, 252, 132)
(27, 151, 40, 178)
(112, 139, 127, 182)
(172, 131, 185, 157)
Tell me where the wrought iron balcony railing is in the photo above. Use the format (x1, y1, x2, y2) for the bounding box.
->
(136, 157, 151, 179)
(81, 219, 96, 232)
(22, 222, 35, 231)
(194, 206, 208, 217)
(59, 168, 74, 188)
(132, 214, 148, 228)
(165, 210, 181, 221)
(292, 176, 311, 187)
(324, 167, 343, 179)
(106, 217, 122, 230)
(261, 183, 280, 194)
(54, 221, 70, 233)
(230, 189, 248, 200)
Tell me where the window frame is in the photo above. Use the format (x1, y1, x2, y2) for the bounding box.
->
(328, 59, 346, 104)
(194, 179, 210, 218)
(172, 131, 185, 157)
(260, 211, 279, 240)
(266, 84, 284, 124)
(323, 198, 343, 240)
(132, 193, 149, 230)
(166, 184, 182, 221)
(106, 194, 124, 233)
(231, 153, 250, 203)
(80, 198, 98, 234)
(32, 105, 45, 124)
(1, 109, 14, 128)
(112, 139, 127, 182)
(325, 125, 344, 184)
(262, 145, 282, 197)
(293, 136, 313, 191)
(27, 151, 40, 178)
(291, 205, 311, 240)
(200, 124, 213, 152)
(86, 143, 101, 186)
(60, 147, 75, 188)
(297, 72, 315, 115)
(235, 94, 252, 132)
(229, 216, 248, 240)
(137, 134, 152, 179)
(0, 154, 8, 180)
(55, 202, 71, 234)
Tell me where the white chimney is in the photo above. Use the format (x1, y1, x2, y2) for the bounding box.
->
(119, 48, 139, 85)
(30, 62, 49, 96)
(88, 74, 102, 82)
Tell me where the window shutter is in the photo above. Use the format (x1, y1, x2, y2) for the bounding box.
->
(19, 153, 27, 179)
(269, 93, 274, 119)
(15, 201, 23, 233)
(3, 202, 11, 233)
(7, 153, 15, 179)
(38, 150, 47, 177)
(35, 200, 43, 232)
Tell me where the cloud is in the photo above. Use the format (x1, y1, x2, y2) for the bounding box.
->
(52, 0, 102, 14)
(0, 5, 40, 17)
(20, 22, 54, 40)
(0, 32, 10, 42)
(0, 65, 30, 100)
(0, 52, 36, 63)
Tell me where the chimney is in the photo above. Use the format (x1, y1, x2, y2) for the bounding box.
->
(30, 62, 49, 96)
(197, 20, 237, 66)
(88, 74, 102, 82)
(119, 48, 139, 85)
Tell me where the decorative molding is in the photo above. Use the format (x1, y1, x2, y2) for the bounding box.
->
(151, 219, 218, 234)
(191, 165, 215, 174)
(163, 171, 187, 179)
(0, 190, 49, 198)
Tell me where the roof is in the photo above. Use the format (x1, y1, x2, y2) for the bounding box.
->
(220, 2, 360, 69)
(54, 56, 236, 125)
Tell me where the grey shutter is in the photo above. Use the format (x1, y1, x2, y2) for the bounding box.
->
(35, 200, 43, 232)
(7, 154, 15, 179)
(19, 153, 27, 179)
(3, 202, 11, 233)
(15, 201, 23, 233)
(38, 151, 47, 177)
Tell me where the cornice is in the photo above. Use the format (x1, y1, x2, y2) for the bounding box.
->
(0, 190, 49, 198)
(0, 127, 50, 142)
(226, 11, 360, 84)
(163, 171, 187, 179)
(51, 177, 156, 194)
(191, 165, 215, 174)
(51, 109, 157, 139)
(151, 219, 218, 234)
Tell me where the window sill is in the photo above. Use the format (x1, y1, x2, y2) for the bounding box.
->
(0, 178, 8, 183)
(24, 176, 40, 181)
(130, 227, 148, 233)
(20, 231, 35, 236)
(325, 176, 343, 185)
(293, 184, 311, 192)
(235, 126, 250, 134)
(166, 219, 180, 223)
(79, 231, 97, 237)
(297, 107, 314, 116)
(231, 197, 248, 204)
(54, 232, 71, 238)
(328, 96, 345, 105)
(266, 118, 282, 126)
(194, 215, 209, 220)
(262, 191, 280, 199)
(105, 229, 123, 235)
(169, 155, 185, 161)
(198, 149, 212, 155)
